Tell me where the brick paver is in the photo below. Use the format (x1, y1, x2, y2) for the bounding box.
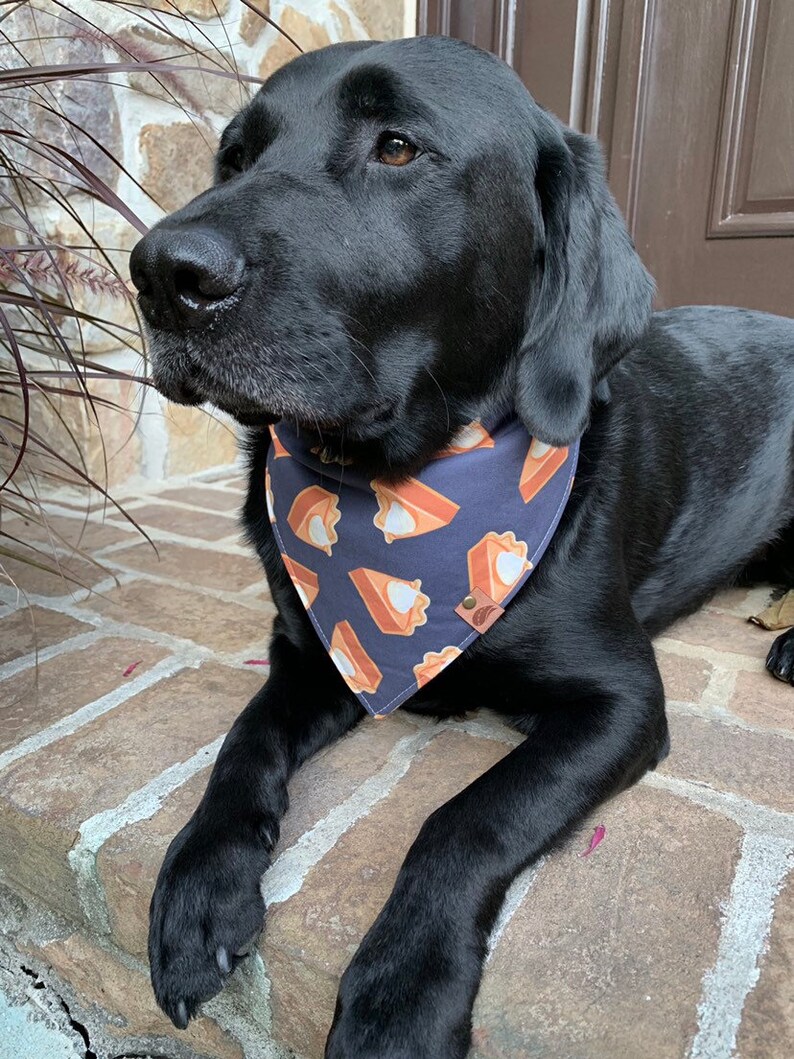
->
(266, 729, 511, 1058)
(730, 670, 794, 735)
(736, 871, 794, 1058)
(79, 579, 274, 654)
(1, 467, 792, 1059)
(157, 484, 246, 511)
(24, 932, 245, 1059)
(110, 540, 263, 592)
(472, 787, 742, 1059)
(0, 605, 92, 665)
(109, 502, 241, 541)
(0, 637, 169, 754)
(0, 662, 262, 921)
(4, 512, 136, 551)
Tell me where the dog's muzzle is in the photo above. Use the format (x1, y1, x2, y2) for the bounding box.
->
(130, 225, 246, 333)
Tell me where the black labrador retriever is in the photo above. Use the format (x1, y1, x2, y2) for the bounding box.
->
(130, 35, 794, 1059)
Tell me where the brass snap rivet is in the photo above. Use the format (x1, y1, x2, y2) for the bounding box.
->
(462, 595, 477, 610)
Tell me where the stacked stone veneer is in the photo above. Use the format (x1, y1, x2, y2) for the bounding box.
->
(1, 0, 410, 491)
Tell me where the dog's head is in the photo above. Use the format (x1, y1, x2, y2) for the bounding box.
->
(131, 36, 653, 477)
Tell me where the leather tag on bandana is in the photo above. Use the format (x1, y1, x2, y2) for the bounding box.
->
(455, 587, 505, 632)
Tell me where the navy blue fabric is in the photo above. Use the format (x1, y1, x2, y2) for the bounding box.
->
(266, 418, 579, 716)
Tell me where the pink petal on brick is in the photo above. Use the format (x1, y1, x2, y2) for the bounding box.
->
(122, 660, 142, 678)
(579, 824, 606, 857)
(243, 659, 271, 666)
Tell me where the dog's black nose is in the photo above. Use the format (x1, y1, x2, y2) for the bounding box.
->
(130, 227, 245, 331)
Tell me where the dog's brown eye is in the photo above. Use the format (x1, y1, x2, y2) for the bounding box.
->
(377, 134, 417, 167)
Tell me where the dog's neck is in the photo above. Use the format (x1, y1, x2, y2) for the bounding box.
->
(289, 384, 521, 485)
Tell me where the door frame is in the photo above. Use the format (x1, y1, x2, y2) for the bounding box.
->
(416, 0, 657, 228)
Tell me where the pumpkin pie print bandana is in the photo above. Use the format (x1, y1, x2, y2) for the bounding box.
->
(266, 417, 579, 716)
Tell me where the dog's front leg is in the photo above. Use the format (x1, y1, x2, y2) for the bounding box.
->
(148, 627, 362, 1028)
(325, 637, 668, 1059)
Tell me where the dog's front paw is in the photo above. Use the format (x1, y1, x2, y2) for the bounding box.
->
(148, 815, 271, 1027)
(766, 628, 794, 685)
(324, 936, 474, 1059)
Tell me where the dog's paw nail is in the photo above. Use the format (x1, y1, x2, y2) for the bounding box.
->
(216, 946, 231, 974)
(235, 929, 262, 957)
(175, 999, 189, 1029)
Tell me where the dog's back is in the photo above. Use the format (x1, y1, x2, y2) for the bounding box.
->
(617, 305, 794, 629)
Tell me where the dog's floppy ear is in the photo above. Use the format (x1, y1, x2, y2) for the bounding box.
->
(515, 119, 654, 444)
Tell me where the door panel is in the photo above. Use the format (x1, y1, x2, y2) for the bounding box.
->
(710, 0, 794, 237)
(418, 0, 794, 316)
(418, 1, 581, 122)
(607, 0, 793, 312)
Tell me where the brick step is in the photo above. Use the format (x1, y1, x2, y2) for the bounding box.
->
(1, 480, 792, 1058)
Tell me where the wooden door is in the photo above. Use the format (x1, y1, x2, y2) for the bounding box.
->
(418, 0, 794, 316)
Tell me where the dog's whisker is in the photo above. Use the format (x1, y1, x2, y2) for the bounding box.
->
(423, 366, 451, 432)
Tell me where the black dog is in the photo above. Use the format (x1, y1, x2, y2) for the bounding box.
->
(130, 36, 794, 1059)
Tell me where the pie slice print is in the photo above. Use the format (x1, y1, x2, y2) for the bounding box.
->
(433, 421, 495, 459)
(281, 554, 319, 608)
(371, 478, 459, 543)
(414, 646, 462, 688)
(265, 467, 276, 523)
(287, 485, 341, 556)
(269, 425, 290, 459)
(349, 567, 430, 636)
(467, 530, 531, 605)
(330, 621, 382, 695)
(519, 438, 568, 503)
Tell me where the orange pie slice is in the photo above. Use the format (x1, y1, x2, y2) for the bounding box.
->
(413, 646, 462, 688)
(467, 530, 531, 605)
(265, 467, 275, 523)
(433, 421, 495, 459)
(371, 478, 459, 543)
(287, 485, 341, 556)
(519, 439, 568, 503)
(349, 568, 430, 636)
(269, 426, 290, 459)
(281, 554, 319, 608)
(330, 621, 382, 695)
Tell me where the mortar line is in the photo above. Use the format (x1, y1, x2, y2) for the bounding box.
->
(1, 567, 274, 621)
(655, 638, 769, 672)
(68, 735, 226, 935)
(689, 833, 793, 1059)
(701, 664, 739, 709)
(44, 462, 242, 510)
(100, 530, 250, 556)
(0, 573, 136, 612)
(0, 628, 109, 682)
(641, 772, 794, 841)
(3, 500, 146, 524)
(263, 729, 436, 907)
(486, 857, 546, 962)
(398, 709, 524, 748)
(665, 698, 794, 743)
(205, 953, 295, 1059)
(704, 585, 775, 619)
(5, 494, 244, 534)
(0, 654, 195, 773)
(4, 520, 245, 563)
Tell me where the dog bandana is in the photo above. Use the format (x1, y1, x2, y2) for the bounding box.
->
(266, 417, 579, 716)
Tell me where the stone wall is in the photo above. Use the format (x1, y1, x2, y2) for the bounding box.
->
(2, 0, 413, 492)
